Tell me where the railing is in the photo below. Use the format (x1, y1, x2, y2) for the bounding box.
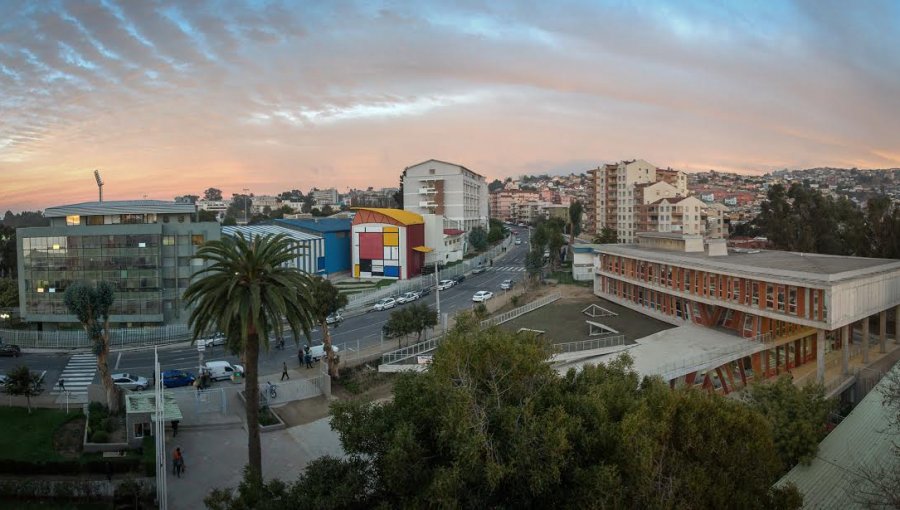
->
(381, 335, 444, 365)
(653, 340, 767, 380)
(555, 335, 626, 354)
(0, 324, 192, 349)
(480, 293, 561, 328)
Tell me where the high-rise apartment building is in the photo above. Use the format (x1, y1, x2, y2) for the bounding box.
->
(16, 200, 221, 329)
(587, 159, 688, 242)
(402, 159, 489, 232)
(489, 189, 540, 222)
(311, 188, 339, 207)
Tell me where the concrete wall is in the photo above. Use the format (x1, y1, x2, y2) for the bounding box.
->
(828, 270, 900, 329)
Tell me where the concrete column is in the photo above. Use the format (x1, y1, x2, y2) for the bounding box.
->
(862, 317, 870, 363)
(816, 329, 826, 384)
(841, 324, 850, 375)
(880, 310, 887, 354)
(895, 305, 900, 344)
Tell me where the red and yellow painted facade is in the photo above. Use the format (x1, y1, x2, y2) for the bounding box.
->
(351, 208, 431, 280)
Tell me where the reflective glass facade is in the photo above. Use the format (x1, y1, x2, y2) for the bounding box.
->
(22, 234, 163, 316)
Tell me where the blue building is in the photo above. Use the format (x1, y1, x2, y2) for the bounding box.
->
(222, 225, 325, 276)
(275, 218, 351, 275)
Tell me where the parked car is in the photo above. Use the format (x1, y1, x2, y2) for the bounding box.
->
(472, 266, 486, 274)
(0, 343, 21, 357)
(112, 372, 149, 391)
(418, 286, 432, 297)
(204, 360, 244, 381)
(373, 298, 397, 311)
(326, 312, 343, 325)
(514, 239, 522, 245)
(472, 291, 494, 302)
(500, 279, 514, 290)
(452, 274, 466, 284)
(198, 333, 226, 348)
(437, 279, 455, 291)
(397, 291, 420, 304)
(160, 370, 196, 388)
(307, 343, 340, 361)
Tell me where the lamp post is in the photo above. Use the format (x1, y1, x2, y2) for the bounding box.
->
(243, 188, 250, 223)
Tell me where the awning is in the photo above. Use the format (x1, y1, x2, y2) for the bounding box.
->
(412, 246, 433, 253)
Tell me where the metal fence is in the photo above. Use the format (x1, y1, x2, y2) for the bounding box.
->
(345, 236, 515, 309)
(381, 335, 445, 365)
(0, 324, 192, 349)
(555, 335, 626, 354)
(480, 293, 561, 328)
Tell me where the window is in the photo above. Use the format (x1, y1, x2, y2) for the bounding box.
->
(162, 236, 175, 246)
(134, 422, 150, 438)
(191, 235, 205, 246)
(66, 215, 80, 226)
(87, 215, 105, 225)
(121, 214, 145, 224)
(777, 286, 786, 312)
(752, 284, 759, 306)
(177, 215, 185, 223)
(766, 285, 775, 309)
(811, 290, 819, 320)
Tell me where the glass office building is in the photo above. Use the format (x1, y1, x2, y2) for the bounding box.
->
(17, 200, 221, 329)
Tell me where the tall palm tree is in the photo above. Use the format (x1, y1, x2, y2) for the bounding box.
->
(184, 233, 314, 483)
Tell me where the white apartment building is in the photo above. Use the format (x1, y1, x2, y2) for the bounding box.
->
(251, 195, 280, 215)
(587, 159, 688, 243)
(312, 188, 339, 206)
(196, 199, 230, 220)
(402, 159, 489, 232)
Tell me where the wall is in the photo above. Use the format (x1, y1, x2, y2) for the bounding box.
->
(352, 222, 407, 279)
(323, 231, 351, 273)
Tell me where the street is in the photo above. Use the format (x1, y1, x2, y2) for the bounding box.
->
(0, 229, 532, 394)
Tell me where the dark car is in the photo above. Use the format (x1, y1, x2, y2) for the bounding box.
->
(471, 266, 486, 274)
(0, 343, 21, 357)
(418, 286, 431, 297)
(452, 274, 466, 284)
(161, 370, 196, 388)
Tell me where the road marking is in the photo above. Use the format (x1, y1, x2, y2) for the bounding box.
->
(115, 352, 122, 369)
(51, 354, 97, 397)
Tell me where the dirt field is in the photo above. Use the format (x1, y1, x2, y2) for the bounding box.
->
(274, 370, 396, 427)
(500, 284, 673, 344)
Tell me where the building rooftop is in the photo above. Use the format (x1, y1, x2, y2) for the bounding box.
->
(776, 362, 900, 509)
(352, 207, 424, 226)
(125, 392, 183, 421)
(596, 243, 900, 284)
(404, 158, 483, 178)
(222, 225, 323, 243)
(275, 218, 352, 233)
(44, 200, 196, 218)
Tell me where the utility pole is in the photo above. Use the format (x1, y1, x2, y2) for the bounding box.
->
(434, 261, 440, 317)
(243, 188, 249, 223)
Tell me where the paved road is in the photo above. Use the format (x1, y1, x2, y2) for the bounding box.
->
(0, 229, 533, 393)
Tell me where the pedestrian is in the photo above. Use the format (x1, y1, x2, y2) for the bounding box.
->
(304, 347, 313, 368)
(171, 419, 179, 437)
(281, 361, 289, 381)
(173, 447, 184, 478)
(298, 348, 303, 367)
(58, 379, 66, 392)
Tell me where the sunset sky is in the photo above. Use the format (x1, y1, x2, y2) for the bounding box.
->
(1, 1, 898, 211)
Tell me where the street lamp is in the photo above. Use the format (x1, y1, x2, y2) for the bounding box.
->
(243, 188, 250, 223)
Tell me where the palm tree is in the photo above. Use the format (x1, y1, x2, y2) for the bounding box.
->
(184, 233, 314, 483)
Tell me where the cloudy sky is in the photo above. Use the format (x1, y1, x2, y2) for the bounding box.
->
(1, 1, 898, 210)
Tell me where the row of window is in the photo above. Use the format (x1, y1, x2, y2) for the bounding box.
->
(65, 214, 191, 226)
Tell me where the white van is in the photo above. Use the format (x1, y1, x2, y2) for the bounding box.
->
(204, 360, 244, 381)
(307, 344, 340, 362)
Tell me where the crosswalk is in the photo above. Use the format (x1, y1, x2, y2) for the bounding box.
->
(52, 354, 97, 398)
(491, 266, 527, 272)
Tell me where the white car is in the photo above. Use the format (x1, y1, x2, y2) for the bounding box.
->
(112, 372, 150, 391)
(437, 279, 455, 291)
(472, 291, 494, 302)
(514, 239, 522, 245)
(326, 312, 343, 325)
(500, 279, 514, 290)
(397, 291, 420, 304)
(307, 343, 340, 361)
(373, 298, 397, 311)
(198, 333, 226, 348)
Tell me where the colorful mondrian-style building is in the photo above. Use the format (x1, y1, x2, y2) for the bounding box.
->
(351, 208, 431, 280)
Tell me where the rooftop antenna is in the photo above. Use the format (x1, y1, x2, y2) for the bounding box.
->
(94, 170, 104, 202)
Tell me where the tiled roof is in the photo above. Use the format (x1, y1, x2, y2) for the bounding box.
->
(352, 208, 424, 226)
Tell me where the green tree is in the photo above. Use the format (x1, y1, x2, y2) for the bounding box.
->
(64, 282, 119, 412)
(546, 223, 566, 269)
(488, 178, 504, 192)
(743, 376, 833, 472)
(222, 217, 237, 226)
(0, 225, 16, 277)
(307, 277, 348, 377)
(2, 365, 44, 413)
(0, 277, 18, 308)
(198, 209, 219, 222)
(592, 227, 617, 244)
(206, 466, 292, 510)
(525, 249, 544, 282)
(183, 233, 315, 484)
(469, 226, 488, 252)
(568, 200, 583, 242)
(384, 303, 438, 348)
(204, 187, 223, 201)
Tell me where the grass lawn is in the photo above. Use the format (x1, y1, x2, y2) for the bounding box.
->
(0, 407, 84, 462)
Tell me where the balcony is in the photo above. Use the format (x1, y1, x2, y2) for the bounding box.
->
(418, 187, 436, 194)
(419, 201, 438, 208)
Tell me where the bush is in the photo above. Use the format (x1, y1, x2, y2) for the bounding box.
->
(511, 295, 521, 307)
(103, 416, 118, 433)
(90, 431, 109, 443)
(259, 406, 280, 426)
(87, 402, 105, 416)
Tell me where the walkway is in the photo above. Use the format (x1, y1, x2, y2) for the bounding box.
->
(790, 337, 900, 397)
(51, 353, 96, 403)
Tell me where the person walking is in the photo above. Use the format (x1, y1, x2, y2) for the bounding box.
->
(281, 361, 289, 381)
(298, 348, 304, 367)
(58, 379, 66, 392)
(173, 447, 184, 478)
(304, 346, 313, 368)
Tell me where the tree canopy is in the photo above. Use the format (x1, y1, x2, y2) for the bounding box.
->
(2, 365, 44, 413)
(468, 226, 488, 252)
(64, 281, 119, 412)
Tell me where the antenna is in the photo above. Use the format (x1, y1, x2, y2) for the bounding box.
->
(94, 170, 104, 202)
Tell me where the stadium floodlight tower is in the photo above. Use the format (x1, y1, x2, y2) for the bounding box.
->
(94, 169, 104, 202)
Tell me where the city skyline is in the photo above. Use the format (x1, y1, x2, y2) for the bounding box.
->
(2, 1, 898, 211)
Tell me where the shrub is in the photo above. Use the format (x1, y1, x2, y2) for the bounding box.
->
(90, 431, 109, 443)
(511, 295, 521, 307)
(87, 402, 105, 416)
(103, 416, 118, 433)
